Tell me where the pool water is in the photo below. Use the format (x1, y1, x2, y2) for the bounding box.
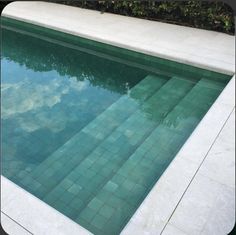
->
(1, 18, 231, 235)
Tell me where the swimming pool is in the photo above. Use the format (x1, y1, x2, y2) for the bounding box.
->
(1, 17, 231, 235)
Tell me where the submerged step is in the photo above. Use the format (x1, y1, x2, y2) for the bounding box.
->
(19, 74, 168, 195)
(41, 76, 195, 222)
(75, 77, 224, 235)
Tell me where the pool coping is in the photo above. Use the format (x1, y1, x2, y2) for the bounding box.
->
(1, 1, 235, 76)
(1, 2, 235, 235)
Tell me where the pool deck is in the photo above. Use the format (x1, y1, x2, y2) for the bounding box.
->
(1, 1, 235, 235)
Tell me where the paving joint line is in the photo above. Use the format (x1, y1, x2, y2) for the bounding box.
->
(1, 210, 34, 234)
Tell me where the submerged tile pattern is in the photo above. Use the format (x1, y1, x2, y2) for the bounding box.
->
(1, 18, 230, 235)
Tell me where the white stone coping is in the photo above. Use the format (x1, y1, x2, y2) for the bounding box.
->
(1, 1, 235, 235)
(1, 1, 235, 75)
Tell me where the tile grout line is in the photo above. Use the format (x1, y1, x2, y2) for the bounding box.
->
(1, 211, 34, 235)
(160, 106, 235, 235)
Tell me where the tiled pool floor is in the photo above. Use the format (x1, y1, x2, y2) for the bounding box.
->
(1, 17, 231, 235)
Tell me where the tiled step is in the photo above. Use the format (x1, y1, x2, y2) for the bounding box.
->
(19, 74, 168, 195)
(42, 76, 195, 221)
(75, 78, 224, 235)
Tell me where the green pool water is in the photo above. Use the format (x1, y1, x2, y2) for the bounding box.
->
(1, 17, 231, 235)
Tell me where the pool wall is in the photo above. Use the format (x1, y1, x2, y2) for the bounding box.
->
(1, 2, 235, 235)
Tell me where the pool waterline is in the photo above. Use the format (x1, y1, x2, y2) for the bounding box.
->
(1, 17, 231, 235)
